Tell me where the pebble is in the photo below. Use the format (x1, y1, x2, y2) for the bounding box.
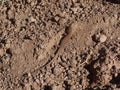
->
(32, 82, 41, 90)
(71, 7, 78, 13)
(30, 17, 36, 22)
(71, 60, 77, 67)
(118, 37, 120, 40)
(0, 48, 4, 56)
(72, 0, 77, 3)
(31, 1, 36, 6)
(55, 16, 60, 21)
(100, 35, 107, 43)
(8, 9, 15, 19)
(5, 43, 10, 48)
(27, 0, 32, 3)
(25, 83, 31, 90)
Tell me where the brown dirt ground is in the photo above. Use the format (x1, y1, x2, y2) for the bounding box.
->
(0, 0, 120, 90)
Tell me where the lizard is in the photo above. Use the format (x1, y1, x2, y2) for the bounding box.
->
(40, 22, 79, 68)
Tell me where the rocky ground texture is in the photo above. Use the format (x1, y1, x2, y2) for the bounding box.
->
(0, 0, 120, 90)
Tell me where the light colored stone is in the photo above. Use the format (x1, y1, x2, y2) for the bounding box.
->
(8, 9, 15, 19)
(55, 16, 59, 21)
(5, 43, 10, 48)
(100, 35, 107, 43)
(71, 7, 78, 13)
(30, 17, 36, 22)
(32, 82, 40, 90)
(27, 0, 32, 3)
(0, 48, 4, 56)
(71, 60, 77, 67)
(118, 37, 120, 40)
(25, 83, 31, 90)
(72, 0, 77, 3)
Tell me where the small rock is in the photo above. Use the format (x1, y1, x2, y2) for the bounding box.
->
(0, 48, 4, 56)
(71, 7, 78, 13)
(71, 60, 77, 67)
(82, 14, 86, 17)
(32, 81, 41, 90)
(58, 18, 66, 25)
(54, 66, 63, 76)
(30, 17, 36, 22)
(31, 1, 36, 6)
(8, 9, 15, 19)
(5, 43, 10, 48)
(54, 16, 60, 21)
(27, 0, 32, 3)
(25, 83, 31, 90)
(100, 35, 107, 43)
(71, 85, 76, 90)
(72, 0, 78, 3)
(118, 37, 120, 40)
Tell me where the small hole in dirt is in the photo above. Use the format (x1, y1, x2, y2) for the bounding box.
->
(44, 85, 52, 90)
(1, 40, 6, 44)
(0, 57, 3, 63)
(110, 47, 117, 53)
(6, 48, 12, 56)
(25, 18, 29, 22)
(92, 34, 99, 43)
(110, 73, 120, 84)
(37, 0, 41, 3)
(9, 18, 16, 25)
(23, 35, 31, 40)
(98, 47, 107, 63)
(0, 44, 2, 48)
(64, 81, 71, 90)
(85, 64, 98, 84)
(79, 79, 82, 84)
(102, 85, 113, 90)
(116, 55, 120, 60)
(50, 17, 56, 22)
(111, 65, 116, 70)
(65, 26, 70, 34)
(51, 67, 54, 74)
(80, 52, 88, 60)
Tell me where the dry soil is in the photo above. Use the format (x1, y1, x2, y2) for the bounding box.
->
(0, 0, 120, 90)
